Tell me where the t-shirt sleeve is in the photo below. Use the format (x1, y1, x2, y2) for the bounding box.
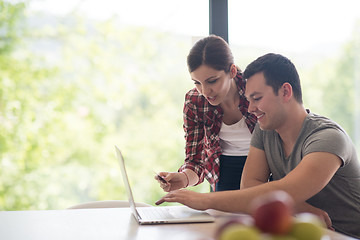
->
(303, 128, 351, 166)
(250, 123, 264, 150)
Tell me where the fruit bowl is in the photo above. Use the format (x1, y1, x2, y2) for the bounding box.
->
(216, 191, 327, 240)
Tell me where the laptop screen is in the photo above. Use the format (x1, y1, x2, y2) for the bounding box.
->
(115, 145, 140, 219)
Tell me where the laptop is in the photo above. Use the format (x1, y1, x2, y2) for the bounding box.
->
(114, 145, 215, 225)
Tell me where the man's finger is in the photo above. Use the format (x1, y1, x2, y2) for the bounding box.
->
(155, 198, 165, 205)
(320, 211, 332, 229)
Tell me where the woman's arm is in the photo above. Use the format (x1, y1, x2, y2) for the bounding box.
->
(179, 91, 206, 183)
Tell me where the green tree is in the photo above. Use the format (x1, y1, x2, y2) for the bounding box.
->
(0, 0, 204, 210)
(0, 0, 62, 209)
(302, 22, 360, 152)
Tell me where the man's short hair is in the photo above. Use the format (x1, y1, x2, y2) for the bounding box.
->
(243, 53, 303, 103)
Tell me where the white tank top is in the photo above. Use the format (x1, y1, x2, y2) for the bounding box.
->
(219, 118, 252, 156)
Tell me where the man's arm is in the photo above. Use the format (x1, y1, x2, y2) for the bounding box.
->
(241, 147, 332, 228)
(210, 152, 342, 212)
(295, 201, 333, 229)
(240, 146, 270, 189)
(157, 152, 342, 215)
(277, 152, 342, 202)
(240, 147, 334, 228)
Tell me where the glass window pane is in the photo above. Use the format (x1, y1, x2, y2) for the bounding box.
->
(229, 0, 360, 152)
(2, 0, 209, 210)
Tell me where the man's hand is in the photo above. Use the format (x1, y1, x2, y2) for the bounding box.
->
(295, 202, 333, 230)
(155, 189, 210, 211)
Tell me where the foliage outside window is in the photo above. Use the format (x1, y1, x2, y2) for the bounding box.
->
(0, 0, 359, 210)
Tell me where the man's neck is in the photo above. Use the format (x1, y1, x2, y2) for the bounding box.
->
(276, 104, 308, 156)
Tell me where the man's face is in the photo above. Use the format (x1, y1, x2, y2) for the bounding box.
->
(245, 72, 285, 130)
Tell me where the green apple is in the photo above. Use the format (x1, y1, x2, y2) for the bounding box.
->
(267, 235, 297, 240)
(215, 216, 255, 239)
(219, 224, 261, 240)
(290, 213, 324, 240)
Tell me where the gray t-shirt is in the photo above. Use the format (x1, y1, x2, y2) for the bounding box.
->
(251, 112, 360, 239)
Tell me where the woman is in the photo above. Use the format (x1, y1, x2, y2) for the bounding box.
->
(156, 35, 257, 192)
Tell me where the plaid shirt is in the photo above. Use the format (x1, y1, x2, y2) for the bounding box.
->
(178, 70, 257, 191)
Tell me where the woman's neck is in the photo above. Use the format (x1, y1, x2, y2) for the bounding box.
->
(221, 78, 239, 109)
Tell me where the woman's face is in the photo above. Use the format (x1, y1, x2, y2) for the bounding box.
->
(190, 64, 234, 106)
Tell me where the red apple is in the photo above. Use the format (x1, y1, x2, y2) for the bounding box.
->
(250, 190, 294, 235)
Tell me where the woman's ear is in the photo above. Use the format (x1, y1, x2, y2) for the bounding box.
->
(230, 64, 237, 78)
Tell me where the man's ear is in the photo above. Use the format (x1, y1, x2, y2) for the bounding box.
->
(281, 82, 293, 102)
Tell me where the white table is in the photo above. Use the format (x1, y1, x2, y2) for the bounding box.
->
(0, 208, 356, 240)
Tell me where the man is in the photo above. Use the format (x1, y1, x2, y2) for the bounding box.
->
(156, 53, 360, 239)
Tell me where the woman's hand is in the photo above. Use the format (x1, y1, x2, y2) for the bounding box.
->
(155, 189, 210, 211)
(154, 172, 187, 192)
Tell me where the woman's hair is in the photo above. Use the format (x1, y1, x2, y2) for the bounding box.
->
(187, 35, 234, 73)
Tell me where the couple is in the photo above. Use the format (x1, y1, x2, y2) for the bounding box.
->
(155, 35, 360, 239)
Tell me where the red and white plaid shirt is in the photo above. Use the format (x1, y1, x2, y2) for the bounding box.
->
(178, 70, 257, 191)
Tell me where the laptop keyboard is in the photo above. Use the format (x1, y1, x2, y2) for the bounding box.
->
(138, 207, 174, 220)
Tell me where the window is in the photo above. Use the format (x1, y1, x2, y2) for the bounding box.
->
(229, 0, 360, 152)
(1, 0, 359, 210)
